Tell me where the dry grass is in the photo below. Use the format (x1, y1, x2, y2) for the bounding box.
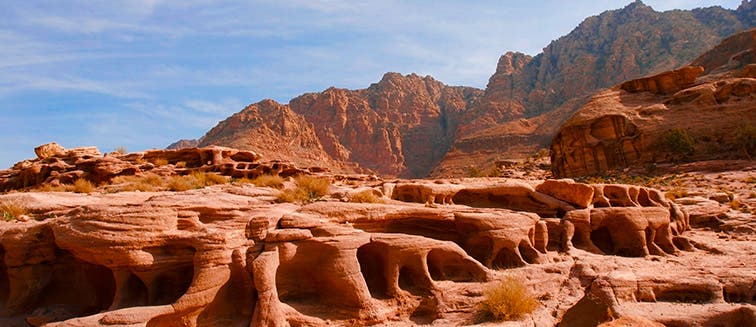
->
(114, 146, 128, 154)
(175, 161, 187, 168)
(665, 187, 689, 200)
(479, 275, 538, 321)
(153, 158, 169, 166)
(276, 175, 330, 204)
(350, 190, 383, 203)
(250, 174, 284, 189)
(111, 173, 164, 192)
(166, 172, 227, 191)
(35, 184, 70, 192)
(72, 179, 95, 193)
(1, 199, 27, 221)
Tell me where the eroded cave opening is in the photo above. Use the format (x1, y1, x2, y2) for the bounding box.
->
(491, 248, 525, 269)
(463, 236, 493, 266)
(518, 241, 541, 264)
(357, 243, 390, 299)
(398, 266, 431, 296)
(426, 249, 485, 282)
(117, 272, 149, 308)
(656, 286, 718, 304)
(590, 226, 615, 254)
(150, 264, 195, 305)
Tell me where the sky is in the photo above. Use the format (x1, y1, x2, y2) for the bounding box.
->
(0, 0, 745, 168)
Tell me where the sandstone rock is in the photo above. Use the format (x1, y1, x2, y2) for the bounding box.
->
(536, 179, 594, 208)
(34, 143, 66, 159)
(551, 29, 756, 177)
(619, 66, 704, 95)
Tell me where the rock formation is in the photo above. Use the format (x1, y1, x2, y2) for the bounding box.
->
(182, 2, 755, 178)
(551, 28, 756, 177)
(0, 143, 320, 192)
(2, 142, 755, 326)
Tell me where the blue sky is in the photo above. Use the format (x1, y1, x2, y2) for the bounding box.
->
(0, 0, 743, 168)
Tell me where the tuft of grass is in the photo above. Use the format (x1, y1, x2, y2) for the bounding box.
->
(72, 179, 95, 194)
(35, 184, 70, 192)
(665, 187, 689, 200)
(734, 124, 756, 159)
(479, 275, 538, 321)
(175, 161, 187, 168)
(276, 175, 330, 204)
(153, 158, 169, 166)
(166, 176, 195, 191)
(250, 174, 284, 189)
(114, 146, 128, 154)
(1, 199, 27, 221)
(729, 199, 742, 210)
(350, 190, 383, 203)
(111, 173, 164, 192)
(166, 172, 227, 192)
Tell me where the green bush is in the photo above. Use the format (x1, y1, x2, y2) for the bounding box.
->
(663, 129, 696, 159)
(734, 124, 756, 159)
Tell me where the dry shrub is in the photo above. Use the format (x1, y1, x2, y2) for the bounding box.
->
(35, 184, 70, 192)
(191, 171, 227, 186)
(112, 173, 164, 192)
(1, 199, 27, 221)
(175, 161, 187, 168)
(276, 175, 330, 204)
(114, 146, 128, 154)
(479, 275, 538, 321)
(153, 158, 169, 166)
(72, 179, 95, 193)
(665, 187, 688, 200)
(350, 190, 383, 203)
(167, 176, 195, 192)
(166, 172, 227, 192)
(250, 174, 284, 189)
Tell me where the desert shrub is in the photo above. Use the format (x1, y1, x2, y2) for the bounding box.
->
(276, 175, 330, 204)
(191, 171, 227, 186)
(153, 158, 169, 166)
(166, 176, 196, 191)
(734, 124, 756, 159)
(250, 174, 284, 189)
(72, 179, 95, 193)
(1, 199, 27, 221)
(350, 190, 383, 203)
(175, 161, 187, 168)
(111, 173, 164, 192)
(114, 146, 128, 154)
(479, 275, 538, 321)
(665, 187, 689, 200)
(662, 129, 696, 159)
(467, 165, 501, 178)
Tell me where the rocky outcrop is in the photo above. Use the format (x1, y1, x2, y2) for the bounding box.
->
(0, 174, 705, 326)
(0, 143, 321, 191)
(551, 28, 756, 177)
(197, 99, 339, 170)
(432, 1, 755, 177)
(167, 139, 199, 150)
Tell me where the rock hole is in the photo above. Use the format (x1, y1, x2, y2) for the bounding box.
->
(491, 248, 525, 269)
(385, 218, 460, 243)
(357, 243, 390, 299)
(463, 236, 493, 267)
(590, 226, 615, 254)
(518, 241, 540, 264)
(656, 287, 717, 303)
(120, 273, 149, 308)
(151, 264, 194, 305)
(398, 266, 430, 296)
(637, 188, 652, 206)
(426, 249, 485, 282)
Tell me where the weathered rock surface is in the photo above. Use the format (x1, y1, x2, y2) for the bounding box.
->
(551, 28, 756, 177)
(0, 144, 320, 192)
(2, 168, 754, 326)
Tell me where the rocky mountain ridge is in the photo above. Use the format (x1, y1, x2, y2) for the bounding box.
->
(194, 1, 755, 178)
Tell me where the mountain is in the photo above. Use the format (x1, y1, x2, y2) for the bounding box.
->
(198, 99, 339, 169)
(198, 1, 755, 178)
(551, 28, 756, 177)
(431, 0, 755, 176)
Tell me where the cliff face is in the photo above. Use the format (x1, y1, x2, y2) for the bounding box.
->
(431, 1, 755, 177)
(551, 29, 756, 177)
(199, 1, 755, 178)
(198, 99, 337, 169)
(289, 73, 481, 177)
